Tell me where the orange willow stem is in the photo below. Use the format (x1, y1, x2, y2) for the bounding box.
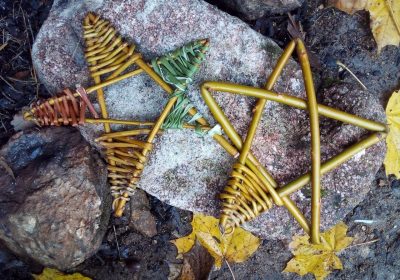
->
(296, 39, 321, 244)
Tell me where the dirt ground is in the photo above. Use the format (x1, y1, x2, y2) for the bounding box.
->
(0, 0, 51, 145)
(0, 0, 399, 279)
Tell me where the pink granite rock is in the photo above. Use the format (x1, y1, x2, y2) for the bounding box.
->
(31, 0, 385, 239)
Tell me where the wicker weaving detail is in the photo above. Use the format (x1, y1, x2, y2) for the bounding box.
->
(18, 10, 390, 244)
(95, 129, 153, 211)
(220, 163, 273, 228)
(24, 87, 98, 126)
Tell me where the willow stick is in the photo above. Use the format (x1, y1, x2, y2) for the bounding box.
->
(95, 124, 211, 141)
(113, 95, 178, 217)
(85, 118, 153, 126)
(296, 39, 321, 244)
(86, 69, 143, 94)
(239, 40, 296, 201)
(278, 132, 386, 197)
(201, 82, 387, 132)
(282, 196, 310, 234)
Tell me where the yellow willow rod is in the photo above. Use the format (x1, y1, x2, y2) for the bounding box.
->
(113, 94, 179, 217)
(278, 132, 386, 197)
(201, 85, 310, 233)
(202, 82, 387, 132)
(85, 118, 153, 126)
(239, 40, 296, 203)
(112, 53, 208, 216)
(296, 39, 321, 244)
(95, 124, 211, 141)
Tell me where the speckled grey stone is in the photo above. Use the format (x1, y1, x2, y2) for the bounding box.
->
(31, 0, 385, 239)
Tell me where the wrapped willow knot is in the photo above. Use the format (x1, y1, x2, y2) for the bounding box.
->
(24, 86, 98, 126)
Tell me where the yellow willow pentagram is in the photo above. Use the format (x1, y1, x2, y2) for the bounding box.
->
(200, 39, 387, 244)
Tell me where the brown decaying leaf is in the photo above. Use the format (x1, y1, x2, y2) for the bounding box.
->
(179, 242, 213, 280)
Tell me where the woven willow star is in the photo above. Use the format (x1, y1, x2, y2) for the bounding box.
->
(23, 12, 210, 217)
(200, 39, 387, 244)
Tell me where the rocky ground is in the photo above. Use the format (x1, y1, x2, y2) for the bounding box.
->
(0, 0, 399, 279)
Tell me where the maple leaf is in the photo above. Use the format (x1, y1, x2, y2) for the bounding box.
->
(332, 0, 400, 52)
(284, 222, 354, 280)
(33, 268, 91, 280)
(171, 213, 260, 268)
(384, 90, 400, 178)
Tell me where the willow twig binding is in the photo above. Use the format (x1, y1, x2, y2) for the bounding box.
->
(201, 39, 388, 243)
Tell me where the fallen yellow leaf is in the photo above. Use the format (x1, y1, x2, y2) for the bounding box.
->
(332, 0, 400, 52)
(171, 231, 195, 255)
(384, 90, 400, 178)
(284, 222, 353, 280)
(171, 213, 260, 268)
(33, 268, 91, 280)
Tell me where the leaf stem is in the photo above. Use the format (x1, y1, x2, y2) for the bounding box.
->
(224, 259, 236, 280)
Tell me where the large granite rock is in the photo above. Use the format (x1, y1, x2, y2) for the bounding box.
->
(0, 127, 110, 270)
(32, 0, 385, 239)
(220, 0, 304, 20)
